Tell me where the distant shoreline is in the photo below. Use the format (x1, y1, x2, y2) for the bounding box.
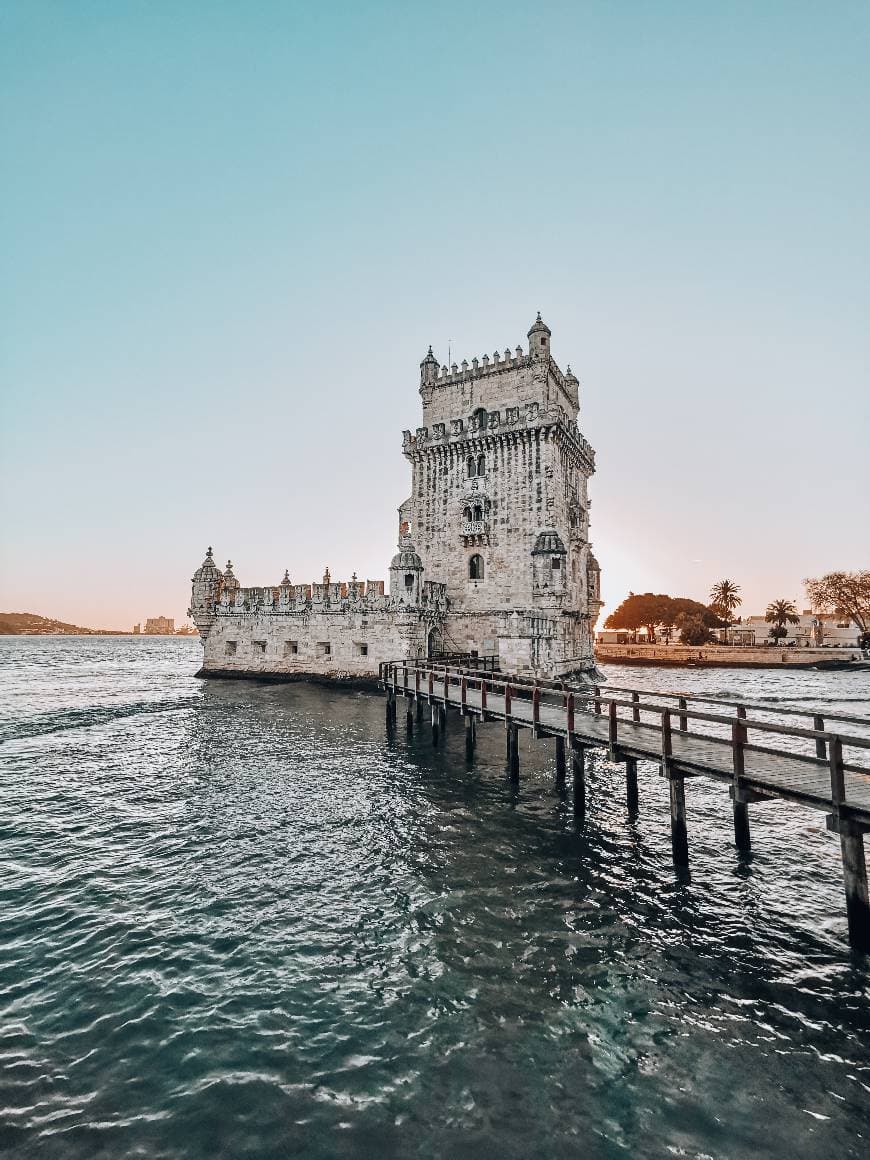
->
(595, 643, 867, 670)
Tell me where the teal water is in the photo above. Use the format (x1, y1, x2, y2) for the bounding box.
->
(1, 637, 869, 1158)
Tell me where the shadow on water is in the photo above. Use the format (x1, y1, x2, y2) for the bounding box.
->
(2, 650, 870, 1160)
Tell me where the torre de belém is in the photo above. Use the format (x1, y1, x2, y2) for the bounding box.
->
(189, 314, 603, 681)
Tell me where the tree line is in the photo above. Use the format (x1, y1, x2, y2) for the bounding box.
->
(603, 570, 870, 647)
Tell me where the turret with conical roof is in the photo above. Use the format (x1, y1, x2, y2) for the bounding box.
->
(527, 311, 552, 360)
(420, 345, 439, 388)
(189, 547, 223, 641)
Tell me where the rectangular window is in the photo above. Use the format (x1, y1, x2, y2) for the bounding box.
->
(253, 641, 266, 655)
(225, 641, 237, 656)
(357, 643, 368, 656)
(552, 557, 561, 570)
(284, 641, 298, 656)
(317, 642, 331, 657)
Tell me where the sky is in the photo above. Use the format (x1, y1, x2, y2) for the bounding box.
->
(1, 1, 868, 629)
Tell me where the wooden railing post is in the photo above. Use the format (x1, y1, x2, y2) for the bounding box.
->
(505, 683, 512, 717)
(533, 686, 541, 728)
(593, 685, 601, 715)
(481, 679, 487, 712)
(631, 691, 640, 723)
(678, 697, 688, 732)
(814, 714, 827, 760)
(428, 670, 434, 698)
(662, 708, 688, 866)
(443, 669, 449, 703)
(731, 715, 750, 851)
(461, 676, 467, 713)
(567, 691, 575, 734)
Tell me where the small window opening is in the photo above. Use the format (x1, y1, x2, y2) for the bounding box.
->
(358, 643, 369, 656)
(473, 505, 483, 521)
(225, 640, 237, 656)
(469, 554, 484, 581)
(552, 557, 561, 570)
(477, 454, 485, 476)
(253, 640, 266, 654)
(284, 641, 298, 656)
(463, 506, 473, 521)
(317, 641, 331, 657)
(467, 456, 476, 477)
(404, 573, 414, 588)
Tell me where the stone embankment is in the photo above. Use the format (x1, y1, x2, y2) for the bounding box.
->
(595, 644, 868, 669)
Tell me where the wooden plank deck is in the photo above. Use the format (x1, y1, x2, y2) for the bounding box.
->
(382, 660, 870, 950)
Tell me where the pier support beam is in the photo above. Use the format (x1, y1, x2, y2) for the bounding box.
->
(386, 690, 395, 731)
(838, 827, 870, 952)
(555, 736, 566, 787)
(465, 714, 476, 761)
(732, 797, 751, 852)
(572, 744, 586, 820)
(669, 777, 689, 866)
(431, 703, 440, 744)
(507, 724, 520, 783)
(406, 699, 414, 735)
(416, 697, 424, 722)
(625, 757, 639, 814)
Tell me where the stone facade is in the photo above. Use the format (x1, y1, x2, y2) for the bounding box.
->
(189, 315, 603, 680)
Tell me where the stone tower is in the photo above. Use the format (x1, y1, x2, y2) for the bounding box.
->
(401, 314, 602, 676)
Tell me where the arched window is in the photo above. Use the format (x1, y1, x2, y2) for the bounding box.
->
(404, 573, 415, 589)
(477, 454, 485, 476)
(463, 506, 473, 521)
(472, 407, 487, 431)
(467, 456, 476, 477)
(469, 554, 484, 580)
(473, 504, 483, 521)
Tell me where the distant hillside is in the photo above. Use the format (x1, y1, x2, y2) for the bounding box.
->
(0, 612, 126, 636)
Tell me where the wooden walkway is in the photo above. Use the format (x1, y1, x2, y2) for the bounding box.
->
(380, 659, 870, 951)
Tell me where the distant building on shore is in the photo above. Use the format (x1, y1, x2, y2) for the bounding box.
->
(132, 623, 141, 635)
(144, 616, 175, 635)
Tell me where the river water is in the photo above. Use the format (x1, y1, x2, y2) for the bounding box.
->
(1, 636, 869, 1158)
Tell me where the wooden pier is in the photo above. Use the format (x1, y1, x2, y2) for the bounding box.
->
(380, 659, 870, 951)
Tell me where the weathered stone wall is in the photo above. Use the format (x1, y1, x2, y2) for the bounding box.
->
(199, 608, 431, 678)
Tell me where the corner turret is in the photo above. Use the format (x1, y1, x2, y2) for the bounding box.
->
(189, 547, 222, 640)
(389, 535, 424, 605)
(527, 312, 552, 360)
(420, 345, 439, 389)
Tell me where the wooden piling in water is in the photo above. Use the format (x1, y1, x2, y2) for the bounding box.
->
(555, 736, 566, 787)
(828, 736, 870, 950)
(572, 743, 586, 819)
(465, 713, 476, 761)
(431, 702, 440, 744)
(625, 756, 638, 813)
(507, 724, 520, 783)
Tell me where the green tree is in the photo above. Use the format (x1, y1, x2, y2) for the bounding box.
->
(674, 612, 713, 646)
(709, 579, 742, 635)
(804, 571, 870, 636)
(606, 593, 725, 642)
(765, 598, 800, 643)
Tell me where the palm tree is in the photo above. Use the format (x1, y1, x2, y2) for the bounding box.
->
(709, 579, 742, 640)
(765, 598, 800, 643)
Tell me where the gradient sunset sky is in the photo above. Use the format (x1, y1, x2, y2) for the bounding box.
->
(2, 1, 868, 629)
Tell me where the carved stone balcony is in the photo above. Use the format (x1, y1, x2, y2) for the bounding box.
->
(461, 521, 489, 540)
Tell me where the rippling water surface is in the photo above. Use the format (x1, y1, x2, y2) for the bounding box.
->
(2, 637, 869, 1158)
